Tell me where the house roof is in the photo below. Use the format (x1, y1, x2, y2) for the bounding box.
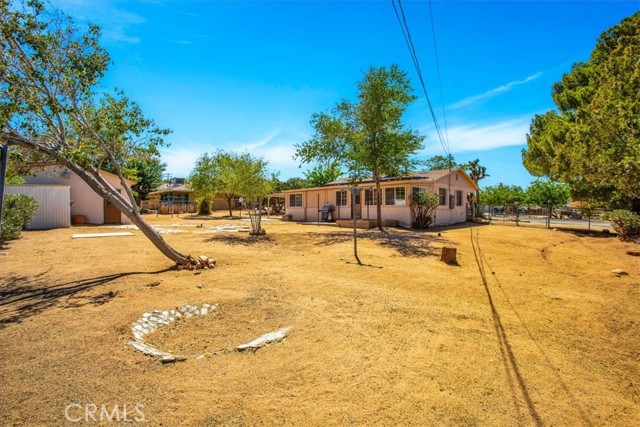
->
(282, 168, 479, 192)
(148, 183, 191, 195)
(324, 169, 454, 187)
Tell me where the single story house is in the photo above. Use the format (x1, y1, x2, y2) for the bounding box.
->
(21, 166, 134, 225)
(145, 178, 240, 212)
(281, 168, 479, 227)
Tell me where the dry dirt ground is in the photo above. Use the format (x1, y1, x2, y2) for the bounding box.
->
(0, 213, 639, 426)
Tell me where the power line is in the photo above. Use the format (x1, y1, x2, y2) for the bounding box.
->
(427, 0, 450, 155)
(390, 0, 451, 166)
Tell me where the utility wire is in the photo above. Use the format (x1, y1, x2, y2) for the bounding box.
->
(390, 0, 451, 166)
(427, 0, 450, 156)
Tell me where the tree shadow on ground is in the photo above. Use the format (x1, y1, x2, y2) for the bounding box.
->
(560, 228, 617, 239)
(202, 234, 273, 246)
(0, 267, 173, 328)
(305, 229, 446, 258)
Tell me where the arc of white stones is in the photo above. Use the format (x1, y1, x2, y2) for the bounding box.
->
(128, 303, 291, 363)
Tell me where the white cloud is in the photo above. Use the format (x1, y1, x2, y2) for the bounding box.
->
(160, 128, 307, 178)
(419, 116, 532, 155)
(449, 72, 543, 109)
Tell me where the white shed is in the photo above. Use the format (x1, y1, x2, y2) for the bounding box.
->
(5, 185, 71, 229)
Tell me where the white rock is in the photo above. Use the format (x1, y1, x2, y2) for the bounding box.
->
(200, 307, 209, 315)
(237, 327, 291, 351)
(612, 269, 629, 275)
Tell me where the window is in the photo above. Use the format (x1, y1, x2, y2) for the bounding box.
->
(412, 187, 426, 195)
(438, 188, 447, 205)
(364, 189, 378, 206)
(456, 190, 463, 206)
(289, 193, 303, 207)
(385, 187, 406, 206)
(336, 190, 348, 207)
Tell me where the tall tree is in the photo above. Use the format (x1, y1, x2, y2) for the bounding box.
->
(522, 12, 640, 211)
(188, 152, 220, 215)
(424, 154, 456, 171)
(233, 153, 273, 235)
(0, 1, 196, 265)
(463, 158, 489, 217)
(295, 65, 424, 230)
(217, 152, 255, 217)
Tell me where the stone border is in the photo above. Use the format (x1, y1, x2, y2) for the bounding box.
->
(128, 303, 290, 364)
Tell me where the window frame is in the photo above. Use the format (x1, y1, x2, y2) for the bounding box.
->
(289, 193, 303, 207)
(336, 190, 348, 207)
(385, 186, 406, 206)
(456, 190, 463, 206)
(364, 188, 378, 206)
(438, 188, 447, 206)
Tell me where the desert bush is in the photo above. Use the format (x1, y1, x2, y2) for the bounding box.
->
(197, 199, 211, 215)
(411, 191, 439, 229)
(1, 194, 39, 242)
(603, 210, 640, 241)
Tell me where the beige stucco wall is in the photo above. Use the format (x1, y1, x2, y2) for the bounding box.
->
(24, 167, 132, 224)
(284, 172, 476, 227)
(431, 173, 473, 226)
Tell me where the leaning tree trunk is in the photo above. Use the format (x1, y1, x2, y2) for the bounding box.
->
(63, 161, 196, 265)
(2, 131, 196, 266)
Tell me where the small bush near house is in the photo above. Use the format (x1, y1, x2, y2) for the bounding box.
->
(1, 194, 39, 242)
(603, 210, 640, 241)
(197, 199, 211, 215)
(411, 191, 440, 229)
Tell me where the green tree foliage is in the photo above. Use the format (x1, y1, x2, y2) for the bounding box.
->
(0, 1, 195, 265)
(481, 183, 525, 222)
(233, 153, 273, 235)
(522, 12, 640, 211)
(188, 152, 220, 215)
(303, 162, 341, 187)
(127, 156, 166, 202)
(189, 151, 275, 223)
(277, 177, 307, 191)
(602, 210, 640, 241)
(410, 191, 439, 229)
(526, 180, 570, 228)
(295, 65, 424, 230)
(1, 194, 38, 242)
(482, 184, 525, 207)
(423, 154, 456, 171)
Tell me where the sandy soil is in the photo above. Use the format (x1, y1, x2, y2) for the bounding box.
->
(0, 213, 638, 426)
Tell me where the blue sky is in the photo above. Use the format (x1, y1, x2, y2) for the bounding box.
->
(51, 0, 639, 188)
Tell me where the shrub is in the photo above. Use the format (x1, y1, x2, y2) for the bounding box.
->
(411, 191, 440, 229)
(1, 194, 39, 242)
(197, 199, 211, 215)
(603, 210, 640, 241)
